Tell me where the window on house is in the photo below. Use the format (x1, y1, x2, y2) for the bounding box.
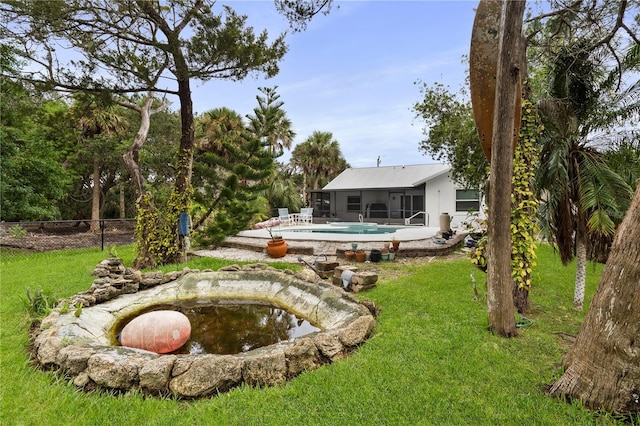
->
(456, 189, 480, 212)
(347, 195, 361, 212)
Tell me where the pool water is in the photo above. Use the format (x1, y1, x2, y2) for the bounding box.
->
(291, 222, 400, 235)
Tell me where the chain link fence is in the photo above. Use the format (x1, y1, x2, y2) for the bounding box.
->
(0, 219, 136, 256)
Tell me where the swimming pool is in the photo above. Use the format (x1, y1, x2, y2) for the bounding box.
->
(238, 222, 441, 242)
(289, 222, 400, 235)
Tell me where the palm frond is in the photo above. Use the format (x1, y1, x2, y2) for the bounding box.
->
(577, 150, 633, 237)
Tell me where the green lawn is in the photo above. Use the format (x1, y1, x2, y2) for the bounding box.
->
(2, 244, 626, 425)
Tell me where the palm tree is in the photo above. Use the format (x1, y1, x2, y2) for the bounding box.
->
(536, 45, 635, 310)
(262, 167, 304, 216)
(70, 94, 126, 232)
(196, 107, 247, 161)
(291, 131, 349, 206)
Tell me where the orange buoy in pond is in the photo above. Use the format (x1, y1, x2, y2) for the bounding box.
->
(119, 310, 191, 354)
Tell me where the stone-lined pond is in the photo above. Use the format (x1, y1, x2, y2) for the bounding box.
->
(31, 260, 377, 398)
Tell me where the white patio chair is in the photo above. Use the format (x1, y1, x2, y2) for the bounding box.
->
(299, 207, 313, 224)
(278, 208, 294, 226)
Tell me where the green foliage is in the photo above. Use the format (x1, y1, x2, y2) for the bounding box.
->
(5, 0, 291, 259)
(470, 231, 488, 272)
(73, 302, 83, 318)
(247, 86, 296, 157)
(527, 0, 638, 266)
(262, 164, 304, 216)
(4, 2, 288, 97)
(191, 107, 275, 247)
(291, 131, 349, 204)
(23, 287, 58, 319)
(510, 100, 542, 291)
(470, 101, 542, 295)
(604, 136, 640, 192)
(0, 76, 71, 220)
(412, 81, 486, 190)
(469, 232, 488, 272)
(134, 185, 192, 268)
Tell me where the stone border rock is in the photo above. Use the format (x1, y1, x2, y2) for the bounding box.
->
(30, 259, 378, 399)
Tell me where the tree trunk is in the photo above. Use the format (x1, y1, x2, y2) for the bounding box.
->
(573, 231, 587, 310)
(485, 0, 525, 337)
(548, 184, 640, 415)
(119, 182, 125, 220)
(133, 2, 194, 266)
(302, 171, 308, 206)
(513, 284, 529, 314)
(90, 158, 101, 233)
(165, 58, 194, 265)
(122, 98, 152, 197)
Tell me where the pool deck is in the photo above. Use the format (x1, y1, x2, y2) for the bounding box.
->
(220, 224, 468, 259)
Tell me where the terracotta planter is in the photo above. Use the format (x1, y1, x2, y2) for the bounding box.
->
(266, 239, 287, 258)
(355, 250, 366, 263)
(344, 250, 355, 261)
(392, 241, 400, 252)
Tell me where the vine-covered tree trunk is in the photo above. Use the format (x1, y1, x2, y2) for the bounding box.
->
(133, 3, 195, 267)
(548, 184, 640, 415)
(485, 0, 525, 337)
(510, 100, 541, 315)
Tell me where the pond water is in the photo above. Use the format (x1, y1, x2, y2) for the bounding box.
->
(112, 300, 321, 355)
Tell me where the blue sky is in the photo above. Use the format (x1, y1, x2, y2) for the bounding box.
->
(192, 1, 479, 168)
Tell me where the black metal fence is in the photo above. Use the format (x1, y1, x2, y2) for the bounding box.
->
(0, 219, 136, 253)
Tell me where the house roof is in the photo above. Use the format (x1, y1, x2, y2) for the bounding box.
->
(322, 163, 451, 191)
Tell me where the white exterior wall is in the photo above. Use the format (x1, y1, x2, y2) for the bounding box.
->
(423, 172, 484, 228)
(325, 172, 485, 226)
(423, 173, 453, 227)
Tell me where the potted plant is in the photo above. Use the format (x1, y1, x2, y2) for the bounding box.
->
(392, 239, 400, 252)
(265, 227, 287, 258)
(344, 250, 355, 261)
(355, 249, 366, 262)
(388, 248, 396, 260)
(380, 247, 389, 261)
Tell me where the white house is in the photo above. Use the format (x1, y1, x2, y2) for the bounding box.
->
(310, 163, 483, 227)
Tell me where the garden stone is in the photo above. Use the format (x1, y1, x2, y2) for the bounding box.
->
(285, 338, 321, 376)
(56, 345, 95, 375)
(241, 346, 288, 386)
(87, 352, 140, 390)
(170, 355, 243, 397)
(35, 336, 63, 365)
(313, 332, 344, 360)
(339, 315, 376, 347)
(139, 355, 177, 393)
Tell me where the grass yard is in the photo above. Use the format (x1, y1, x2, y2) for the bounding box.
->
(2, 244, 628, 425)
